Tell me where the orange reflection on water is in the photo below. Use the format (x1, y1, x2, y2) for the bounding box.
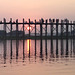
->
(27, 39, 31, 54)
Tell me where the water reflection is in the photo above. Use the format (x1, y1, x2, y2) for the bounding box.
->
(27, 39, 29, 54)
(27, 39, 31, 58)
(3, 40, 6, 64)
(0, 39, 75, 65)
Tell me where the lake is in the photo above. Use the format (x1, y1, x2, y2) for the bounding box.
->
(0, 39, 75, 75)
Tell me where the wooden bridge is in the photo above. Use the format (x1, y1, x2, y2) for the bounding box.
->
(1, 18, 75, 61)
(0, 18, 75, 40)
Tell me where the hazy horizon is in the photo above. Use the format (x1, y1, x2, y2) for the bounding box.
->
(0, 0, 75, 21)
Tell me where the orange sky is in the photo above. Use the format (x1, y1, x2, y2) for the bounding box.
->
(0, 0, 75, 21)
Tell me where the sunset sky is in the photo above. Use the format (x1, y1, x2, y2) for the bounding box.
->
(0, 0, 75, 21)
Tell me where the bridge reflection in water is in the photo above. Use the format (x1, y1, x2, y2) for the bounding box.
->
(0, 39, 75, 65)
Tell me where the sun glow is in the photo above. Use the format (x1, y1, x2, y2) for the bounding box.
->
(27, 26, 31, 30)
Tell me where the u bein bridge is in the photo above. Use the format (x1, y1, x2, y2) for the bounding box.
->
(0, 18, 75, 40)
(0, 18, 75, 63)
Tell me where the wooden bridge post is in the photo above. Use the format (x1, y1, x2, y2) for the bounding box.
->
(73, 21, 75, 54)
(66, 19, 69, 56)
(56, 19, 59, 56)
(35, 20, 36, 57)
(10, 18, 12, 59)
(70, 21, 72, 37)
(3, 18, 6, 40)
(40, 19, 43, 58)
(45, 20, 47, 37)
(16, 19, 18, 39)
(23, 18, 25, 39)
(29, 19, 30, 58)
(10, 18, 12, 39)
(61, 20, 64, 56)
(23, 18, 25, 59)
(29, 19, 30, 39)
(3, 18, 6, 63)
(73, 21, 75, 38)
(70, 21, 73, 55)
(16, 19, 18, 59)
(45, 19, 47, 57)
(40, 19, 42, 38)
(49, 19, 53, 57)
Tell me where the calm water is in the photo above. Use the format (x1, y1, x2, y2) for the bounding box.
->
(0, 39, 75, 75)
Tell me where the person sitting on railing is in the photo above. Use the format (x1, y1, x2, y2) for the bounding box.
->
(39, 18, 44, 23)
(0, 21, 2, 23)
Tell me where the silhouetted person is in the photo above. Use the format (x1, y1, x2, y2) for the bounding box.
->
(39, 18, 44, 23)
